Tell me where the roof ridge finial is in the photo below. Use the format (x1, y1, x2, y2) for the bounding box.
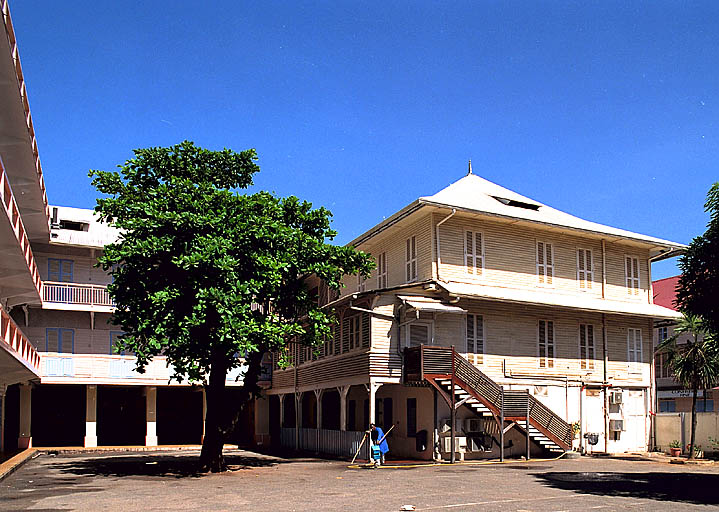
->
(467, 159, 473, 175)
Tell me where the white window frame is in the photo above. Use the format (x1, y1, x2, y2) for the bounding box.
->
(402, 321, 433, 348)
(357, 274, 366, 293)
(536, 241, 554, 286)
(578, 323, 595, 370)
(576, 248, 594, 290)
(625, 255, 641, 297)
(464, 231, 484, 276)
(406, 236, 417, 282)
(377, 252, 387, 289)
(538, 320, 555, 368)
(627, 327, 643, 372)
(349, 315, 361, 350)
(466, 314, 484, 363)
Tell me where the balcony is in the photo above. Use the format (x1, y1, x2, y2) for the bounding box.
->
(42, 281, 114, 313)
(0, 304, 40, 385)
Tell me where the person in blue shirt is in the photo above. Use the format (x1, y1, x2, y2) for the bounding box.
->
(370, 423, 389, 465)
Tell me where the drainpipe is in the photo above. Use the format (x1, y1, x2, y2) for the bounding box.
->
(435, 209, 456, 282)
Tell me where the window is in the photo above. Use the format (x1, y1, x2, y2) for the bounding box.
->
(46, 328, 74, 353)
(407, 398, 417, 437)
(627, 328, 643, 370)
(110, 331, 124, 355)
(464, 231, 484, 275)
(697, 400, 714, 412)
(579, 324, 595, 370)
(357, 274, 366, 293)
(466, 314, 484, 364)
(655, 351, 671, 379)
(402, 322, 431, 348)
(406, 236, 417, 282)
(625, 256, 640, 296)
(537, 242, 554, 285)
(48, 258, 73, 282)
(659, 400, 676, 413)
(377, 252, 387, 289)
(577, 249, 593, 290)
(538, 320, 555, 368)
(349, 316, 360, 350)
(657, 326, 668, 344)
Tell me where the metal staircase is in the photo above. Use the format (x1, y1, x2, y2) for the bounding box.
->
(405, 345, 572, 456)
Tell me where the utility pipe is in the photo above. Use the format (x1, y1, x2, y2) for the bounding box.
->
(435, 209, 456, 282)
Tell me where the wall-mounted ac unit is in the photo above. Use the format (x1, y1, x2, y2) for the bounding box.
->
(439, 418, 463, 433)
(465, 418, 483, 432)
(610, 391, 623, 405)
(609, 419, 625, 432)
(441, 435, 467, 453)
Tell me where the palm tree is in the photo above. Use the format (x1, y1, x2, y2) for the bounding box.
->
(658, 314, 719, 459)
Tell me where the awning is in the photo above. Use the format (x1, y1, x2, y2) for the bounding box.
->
(397, 295, 467, 314)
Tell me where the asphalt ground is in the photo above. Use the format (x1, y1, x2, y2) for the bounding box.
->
(2, 450, 719, 511)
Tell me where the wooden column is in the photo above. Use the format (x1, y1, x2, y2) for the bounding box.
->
(278, 394, 285, 428)
(338, 385, 350, 431)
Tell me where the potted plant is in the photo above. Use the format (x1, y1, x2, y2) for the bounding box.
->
(689, 443, 703, 459)
(669, 440, 682, 457)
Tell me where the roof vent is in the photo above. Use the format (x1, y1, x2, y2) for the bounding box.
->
(491, 196, 540, 211)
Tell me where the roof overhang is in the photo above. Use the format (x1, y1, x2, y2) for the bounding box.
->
(398, 294, 466, 314)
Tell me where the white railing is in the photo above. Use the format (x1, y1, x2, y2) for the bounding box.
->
(42, 281, 114, 307)
(1, 304, 40, 372)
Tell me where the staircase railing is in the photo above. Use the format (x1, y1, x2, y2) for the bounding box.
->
(404, 345, 572, 449)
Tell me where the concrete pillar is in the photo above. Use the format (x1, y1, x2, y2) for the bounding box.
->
(368, 382, 380, 426)
(146, 386, 158, 446)
(84, 385, 98, 447)
(314, 389, 323, 429)
(278, 394, 285, 428)
(0, 384, 6, 453)
(17, 383, 31, 449)
(338, 385, 350, 431)
(254, 395, 269, 447)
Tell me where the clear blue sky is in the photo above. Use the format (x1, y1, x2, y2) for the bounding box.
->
(11, 1, 719, 279)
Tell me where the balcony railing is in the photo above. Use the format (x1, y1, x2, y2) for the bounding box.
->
(42, 281, 114, 307)
(0, 157, 42, 297)
(1, 304, 40, 372)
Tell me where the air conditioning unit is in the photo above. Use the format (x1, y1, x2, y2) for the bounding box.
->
(441, 435, 467, 453)
(610, 391, 623, 405)
(439, 418, 463, 433)
(609, 419, 625, 432)
(465, 418, 483, 433)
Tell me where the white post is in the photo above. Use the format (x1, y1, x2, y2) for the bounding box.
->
(145, 386, 158, 446)
(201, 388, 207, 443)
(84, 385, 98, 447)
(368, 382, 380, 427)
(338, 385, 350, 431)
(17, 383, 31, 449)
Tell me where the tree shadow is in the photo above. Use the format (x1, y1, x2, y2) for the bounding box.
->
(53, 452, 286, 480)
(536, 471, 719, 505)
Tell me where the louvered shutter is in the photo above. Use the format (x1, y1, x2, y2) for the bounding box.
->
(48, 259, 61, 281)
(578, 249, 586, 289)
(333, 323, 341, 355)
(60, 260, 73, 282)
(361, 312, 370, 347)
(406, 239, 411, 281)
(475, 232, 483, 275)
(547, 321, 554, 367)
(538, 321, 546, 367)
(409, 324, 428, 347)
(465, 232, 474, 274)
(537, 242, 545, 283)
(46, 328, 59, 352)
(59, 329, 73, 353)
(342, 317, 350, 353)
(466, 315, 475, 353)
(545, 244, 553, 284)
(411, 237, 417, 280)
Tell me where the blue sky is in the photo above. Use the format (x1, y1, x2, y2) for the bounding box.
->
(11, 1, 719, 279)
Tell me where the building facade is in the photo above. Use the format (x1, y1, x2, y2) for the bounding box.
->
(261, 171, 685, 460)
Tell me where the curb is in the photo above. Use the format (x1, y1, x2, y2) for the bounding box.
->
(0, 449, 38, 481)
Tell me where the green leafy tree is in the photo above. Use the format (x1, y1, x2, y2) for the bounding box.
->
(658, 314, 719, 459)
(677, 183, 719, 334)
(89, 141, 373, 472)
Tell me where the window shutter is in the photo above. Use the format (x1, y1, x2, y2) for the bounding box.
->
(411, 237, 417, 280)
(59, 329, 73, 353)
(46, 328, 59, 352)
(361, 312, 370, 347)
(537, 242, 545, 283)
(538, 321, 546, 367)
(342, 317, 350, 353)
(406, 239, 411, 281)
(465, 231, 474, 274)
(466, 315, 474, 353)
(60, 260, 73, 282)
(579, 324, 586, 368)
(578, 249, 585, 289)
(547, 321, 554, 366)
(545, 244, 553, 284)
(409, 323, 428, 347)
(333, 323, 341, 355)
(48, 259, 60, 281)
(62, 358, 74, 376)
(587, 324, 594, 367)
(475, 232, 483, 275)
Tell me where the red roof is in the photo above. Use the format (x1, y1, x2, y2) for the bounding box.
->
(653, 276, 680, 310)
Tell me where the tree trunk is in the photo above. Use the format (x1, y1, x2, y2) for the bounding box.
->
(689, 386, 698, 459)
(200, 354, 229, 472)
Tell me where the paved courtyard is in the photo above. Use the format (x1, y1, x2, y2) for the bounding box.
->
(2, 450, 719, 511)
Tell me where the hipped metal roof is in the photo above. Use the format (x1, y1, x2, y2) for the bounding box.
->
(350, 173, 687, 259)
